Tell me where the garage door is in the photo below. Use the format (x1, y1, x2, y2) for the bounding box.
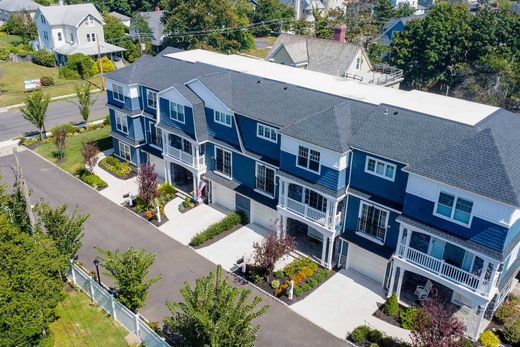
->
(348, 244, 387, 284)
(251, 201, 277, 230)
(212, 183, 235, 211)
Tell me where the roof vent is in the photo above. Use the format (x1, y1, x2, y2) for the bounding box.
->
(257, 80, 263, 85)
(283, 86, 288, 90)
(384, 108, 389, 115)
(393, 111, 399, 115)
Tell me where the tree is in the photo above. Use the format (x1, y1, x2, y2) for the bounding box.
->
(0, 177, 32, 234)
(394, 2, 415, 17)
(35, 203, 88, 261)
(52, 124, 68, 160)
(95, 247, 161, 312)
(4, 11, 37, 43)
(251, 0, 294, 36)
(104, 14, 127, 43)
(163, 265, 268, 346)
(0, 212, 65, 346)
(411, 295, 465, 347)
(20, 90, 50, 139)
(313, 8, 347, 39)
(137, 162, 159, 206)
(81, 139, 99, 172)
(71, 83, 97, 122)
(130, 14, 154, 42)
(374, 0, 395, 27)
(253, 229, 295, 282)
(162, 0, 254, 52)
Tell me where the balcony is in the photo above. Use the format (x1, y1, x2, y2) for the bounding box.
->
(165, 146, 205, 169)
(285, 197, 328, 226)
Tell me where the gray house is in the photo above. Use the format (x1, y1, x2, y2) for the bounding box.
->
(134, 8, 165, 48)
(0, 0, 39, 22)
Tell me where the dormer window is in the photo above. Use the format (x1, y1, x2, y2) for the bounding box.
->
(146, 90, 157, 109)
(435, 192, 473, 226)
(169, 101, 185, 123)
(112, 84, 124, 102)
(257, 123, 277, 143)
(365, 156, 396, 181)
(57, 32, 62, 41)
(297, 145, 320, 173)
(85, 15, 94, 27)
(214, 110, 232, 127)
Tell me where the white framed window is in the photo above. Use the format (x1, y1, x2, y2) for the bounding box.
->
(435, 192, 473, 226)
(43, 31, 48, 40)
(257, 123, 277, 143)
(119, 142, 131, 161)
(146, 90, 157, 109)
(57, 32, 62, 41)
(91, 33, 96, 42)
(149, 124, 162, 148)
(70, 33, 74, 42)
(214, 110, 232, 127)
(169, 101, 185, 123)
(215, 147, 232, 178)
(255, 163, 275, 196)
(297, 145, 320, 173)
(114, 112, 128, 134)
(356, 57, 363, 70)
(86, 34, 91, 42)
(85, 15, 94, 27)
(357, 201, 388, 244)
(112, 84, 124, 102)
(365, 156, 396, 181)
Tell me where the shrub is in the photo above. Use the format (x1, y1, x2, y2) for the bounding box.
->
(350, 325, 370, 343)
(134, 197, 148, 213)
(283, 257, 317, 277)
(314, 268, 329, 282)
(32, 50, 55, 67)
(189, 212, 242, 246)
(383, 294, 399, 318)
(400, 306, 420, 330)
(253, 274, 264, 285)
(274, 280, 290, 297)
(59, 66, 80, 80)
(144, 210, 155, 220)
(183, 196, 192, 208)
(293, 286, 304, 297)
(463, 338, 474, 347)
(93, 56, 115, 73)
(0, 48, 8, 61)
(367, 328, 383, 343)
(300, 282, 310, 292)
(159, 182, 176, 196)
(99, 155, 132, 178)
(307, 277, 318, 288)
(67, 53, 96, 78)
(40, 75, 55, 86)
(494, 295, 519, 325)
(271, 279, 280, 289)
(504, 318, 520, 345)
(479, 330, 500, 347)
(76, 169, 107, 189)
(274, 270, 284, 279)
(378, 336, 402, 347)
(370, 344, 379, 347)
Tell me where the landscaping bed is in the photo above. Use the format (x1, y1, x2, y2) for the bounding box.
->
(348, 325, 410, 347)
(489, 294, 520, 346)
(189, 212, 244, 248)
(178, 196, 197, 214)
(75, 168, 107, 191)
(123, 182, 177, 227)
(372, 294, 416, 330)
(99, 155, 135, 179)
(234, 256, 332, 305)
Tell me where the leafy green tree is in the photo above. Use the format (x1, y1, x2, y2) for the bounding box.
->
(251, 0, 294, 36)
(52, 124, 68, 160)
(103, 14, 127, 43)
(36, 203, 88, 261)
(374, 0, 395, 26)
(292, 18, 313, 36)
(20, 90, 50, 139)
(0, 178, 32, 234)
(162, 0, 254, 52)
(313, 8, 347, 39)
(70, 83, 97, 122)
(338, 1, 378, 42)
(95, 247, 161, 312)
(4, 11, 37, 43)
(0, 212, 65, 347)
(119, 36, 141, 63)
(67, 53, 97, 79)
(163, 265, 268, 346)
(394, 2, 416, 17)
(130, 14, 154, 42)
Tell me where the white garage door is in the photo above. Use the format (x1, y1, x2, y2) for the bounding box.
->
(348, 244, 387, 284)
(212, 183, 235, 211)
(149, 154, 164, 180)
(251, 201, 277, 230)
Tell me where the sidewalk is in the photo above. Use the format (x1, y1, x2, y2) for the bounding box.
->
(93, 152, 138, 205)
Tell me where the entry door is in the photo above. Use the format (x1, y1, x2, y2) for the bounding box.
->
(235, 194, 250, 224)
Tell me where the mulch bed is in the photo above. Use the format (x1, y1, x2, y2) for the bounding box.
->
(122, 203, 169, 227)
(372, 303, 406, 328)
(190, 223, 244, 249)
(98, 161, 136, 180)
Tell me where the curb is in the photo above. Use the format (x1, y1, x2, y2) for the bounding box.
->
(2, 89, 103, 111)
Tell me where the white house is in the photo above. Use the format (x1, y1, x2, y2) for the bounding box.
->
(33, 3, 125, 64)
(0, 0, 39, 22)
(109, 11, 131, 28)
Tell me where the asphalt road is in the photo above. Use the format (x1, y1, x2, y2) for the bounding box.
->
(0, 94, 108, 141)
(0, 150, 346, 347)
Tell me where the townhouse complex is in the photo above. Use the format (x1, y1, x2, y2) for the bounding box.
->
(104, 47, 520, 339)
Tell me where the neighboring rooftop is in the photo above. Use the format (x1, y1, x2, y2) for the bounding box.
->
(0, 0, 39, 12)
(53, 42, 125, 56)
(109, 11, 130, 21)
(377, 14, 425, 46)
(138, 9, 165, 46)
(38, 3, 103, 27)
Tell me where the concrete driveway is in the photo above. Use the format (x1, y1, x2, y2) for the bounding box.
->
(292, 269, 411, 342)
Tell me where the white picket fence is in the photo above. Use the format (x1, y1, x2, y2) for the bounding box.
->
(68, 263, 170, 347)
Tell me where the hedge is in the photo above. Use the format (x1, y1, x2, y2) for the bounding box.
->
(99, 155, 132, 179)
(76, 168, 107, 189)
(189, 212, 242, 246)
(32, 50, 55, 67)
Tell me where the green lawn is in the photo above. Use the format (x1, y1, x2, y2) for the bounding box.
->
(246, 36, 278, 59)
(34, 126, 112, 174)
(0, 33, 23, 50)
(38, 286, 129, 347)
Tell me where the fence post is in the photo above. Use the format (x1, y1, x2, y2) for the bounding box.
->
(89, 278, 95, 302)
(111, 295, 117, 320)
(134, 312, 140, 335)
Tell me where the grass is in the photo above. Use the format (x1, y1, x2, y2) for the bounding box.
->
(0, 33, 24, 50)
(246, 36, 278, 59)
(0, 61, 103, 106)
(33, 126, 112, 174)
(38, 285, 129, 347)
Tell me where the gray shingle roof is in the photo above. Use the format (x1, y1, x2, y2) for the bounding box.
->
(109, 11, 130, 21)
(0, 0, 39, 12)
(38, 4, 103, 27)
(138, 10, 164, 46)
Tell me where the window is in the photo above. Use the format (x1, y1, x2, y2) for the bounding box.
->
(214, 110, 232, 127)
(115, 112, 128, 134)
(182, 139, 192, 155)
(358, 202, 388, 242)
(305, 189, 327, 212)
(297, 146, 320, 173)
(70, 33, 74, 42)
(85, 15, 94, 27)
(119, 142, 131, 161)
(112, 84, 124, 102)
(169, 102, 185, 123)
(41, 16, 46, 24)
(150, 125, 162, 147)
(43, 31, 48, 40)
(57, 32, 62, 41)
(215, 147, 232, 178)
(256, 163, 275, 196)
(435, 192, 473, 225)
(257, 123, 277, 142)
(146, 90, 157, 109)
(356, 58, 363, 70)
(86, 34, 91, 42)
(365, 156, 396, 181)
(91, 33, 96, 42)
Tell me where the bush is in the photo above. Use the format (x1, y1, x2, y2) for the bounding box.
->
(300, 282, 310, 292)
(134, 197, 148, 213)
(400, 306, 420, 330)
(271, 279, 280, 289)
(159, 182, 176, 196)
(494, 295, 519, 325)
(59, 66, 80, 80)
(274, 270, 284, 279)
(367, 329, 383, 343)
(463, 338, 474, 347)
(0, 48, 8, 61)
(189, 212, 242, 246)
(370, 344, 379, 347)
(32, 50, 55, 67)
(99, 155, 132, 178)
(479, 330, 500, 347)
(378, 336, 402, 347)
(307, 276, 318, 288)
(350, 325, 370, 343)
(274, 280, 290, 297)
(383, 294, 399, 318)
(253, 274, 264, 285)
(504, 318, 520, 344)
(40, 76, 55, 86)
(104, 114, 110, 125)
(144, 210, 155, 220)
(93, 56, 115, 74)
(76, 168, 107, 189)
(283, 257, 318, 277)
(314, 268, 329, 282)
(293, 286, 304, 297)
(67, 53, 96, 78)
(53, 123, 75, 134)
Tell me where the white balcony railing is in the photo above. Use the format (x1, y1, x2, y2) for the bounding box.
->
(285, 197, 327, 226)
(165, 146, 205, 169)
(398, 244, 481, 292)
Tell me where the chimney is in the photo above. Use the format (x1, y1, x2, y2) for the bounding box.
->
(155, 6, 160, 12)
(294, 0, 301, 20)
(334, 24, 347, 42)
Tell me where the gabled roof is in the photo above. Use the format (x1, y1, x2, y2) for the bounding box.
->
(138, 10, 165, 46)
(109, 11, 130, 21)
(267, 33, 364, 76)
(38, 4, 103, 27)
(0, 0, 39, 12)
(377, 14, 425, 46)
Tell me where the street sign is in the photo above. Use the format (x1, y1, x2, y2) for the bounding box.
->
(24, 79, 42, 91)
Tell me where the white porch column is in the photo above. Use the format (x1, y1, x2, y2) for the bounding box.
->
(164, 160, 170, 184)
(326, 236, 334, 269)
(281, 215, 287, 238)
(192, 173, 199, 201)
(194, 145, 200, 168)
(331, 201, 338, 230)
(478, 259, 490, 294)
(387, 263, 397, 297)
(395, 267, 405, 300)
(473, 305, 486, 340)
(278, 179, 285, 206)
(325, 199, 331, 228)
(321, 235, 327, 267)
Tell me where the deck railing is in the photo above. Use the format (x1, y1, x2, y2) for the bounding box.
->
(165, 146, 205, 169)
(285, 197, 327, 226)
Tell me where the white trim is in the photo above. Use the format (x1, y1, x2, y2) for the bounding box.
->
(112, 84, 124, 102)
(146, 89, 157, 109)
(214, 146, 232, 179)
(433, 190, 474, 228)
(147, 121, 163, 149)
(277, 175, 344, 201)
(118, 141, 131, 161)
(257, 123, 278, 143)
(365, 155, 396, 181)
(214, 110, 232, 127)
(356, 200, 389, 245)
(255, 162, 276, 198)
(347, 191, 402, 214)
(295, 145, 321, 175)
(169, 101, 186, 124)
(114, 111, 129, 134)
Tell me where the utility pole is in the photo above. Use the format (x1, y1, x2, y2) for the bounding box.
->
(96, 40, 105, 91)
(13, 148, 37, 232)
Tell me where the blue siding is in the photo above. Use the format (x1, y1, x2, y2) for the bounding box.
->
(112, 138, 139, 165)
(280, 151, 342, 191)
(235, 114, 280, 163)
(350, 150, 408, 206)
(158, 97, 196, 138)
(107, 90, 140, 111)
(205, 108, 241, 148)
(504, 217, 520, 252)
(403, 194, 508, 251)
(110, 109, 144, 142)
(141, 86, 158, 116)
(343, 195, 400, 250)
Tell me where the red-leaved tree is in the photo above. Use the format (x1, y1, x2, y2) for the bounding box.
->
(253, 227, 295, 282)
(411, 294, 465, 347)
(137, 162, 159, 206)
(81, 139, 99, 172)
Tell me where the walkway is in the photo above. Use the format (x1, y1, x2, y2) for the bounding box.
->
(93, 153, 138, 205)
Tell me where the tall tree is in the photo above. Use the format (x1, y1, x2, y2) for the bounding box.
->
(162, 0, 254, 52)
(81, 139, 100, 173)
(313, 8, 347, 39)
(394, 2, 416, 17)
(95, 247, 161, 312)
(4, 11, 37, 43)
(253, 230, 295, 282)
(20, 90, 50, 139)
(137, 162, 159, 206)
(70, 83, 97, 123)
(103, 14, 127, 43)
(374, 0, 395, 27)
(163, 265, 268, 346)
(251, 0, 294, 37)
(0, 178, 32, 235)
